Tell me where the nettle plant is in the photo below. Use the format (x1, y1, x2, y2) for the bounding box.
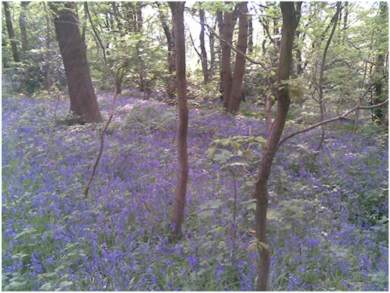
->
(206, 135, 266, 234)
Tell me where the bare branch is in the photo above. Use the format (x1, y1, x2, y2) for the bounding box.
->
(84, 91, 118, 198)
(279, 99, 388, 147)
(188, 30, 202, 58)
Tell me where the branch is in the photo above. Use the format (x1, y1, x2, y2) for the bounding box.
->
(188, 30, 202, 58)
(84, 91, 118, 198)
(278, 99, 388, 147)
(85, 2, 107, 64)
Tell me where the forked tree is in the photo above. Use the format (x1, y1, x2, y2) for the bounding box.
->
(219, 2, 249, 114)
(253, 2, 301, 290)
(50, 2, 102, 123)
(169, 1, 189, 239)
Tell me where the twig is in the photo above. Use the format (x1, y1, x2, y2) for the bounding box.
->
(278, 99, 388, 147)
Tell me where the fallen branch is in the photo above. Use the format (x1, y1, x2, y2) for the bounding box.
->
(278, 99, 388, 147)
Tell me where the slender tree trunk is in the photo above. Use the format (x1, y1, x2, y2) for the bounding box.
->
(373, 54, 386, 124)
(254, 3, 301, 290)
(222, 9, 236, 109)
(3, 2, 20, 62)
(170, 2, 189, 240)
(51, 2, 102, 123)
(227, 2, 249, 113)
(209, 17, 216, 78)
(19, 2, 29, 53)
(342, 2, 349, 43)
(43, 2, 52, 90)
(111, 2, 122, 32)
(372, 2, 387, 125)
(157, 3, 176, 98)
(317, 3, 341, 150)
(134, 3, 146, 93)
(248, 13, 253, 54)
(199, 8, 209, 83)
(217, 10, 224, 95)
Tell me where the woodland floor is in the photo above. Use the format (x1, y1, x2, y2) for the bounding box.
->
(2, 90, 388, 290)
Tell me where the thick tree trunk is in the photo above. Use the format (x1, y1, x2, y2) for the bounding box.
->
(19, 2, 29, 53)
(3, 2, 20, 62)
(51, 2, 102, 123)
(199, 8, 209, 83)
(221, 10, 235, 109)
(170, 2, 189, 240)
(254, 3, 301, 290)
(227, 2, 249, 113)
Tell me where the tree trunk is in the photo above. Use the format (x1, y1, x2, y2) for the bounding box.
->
(217, 10, 224, 95)
(248, 14, 253, 54)
(43, 2, 52, 90)
(135, 3, 146, 93)
(265, 95, 274, 136)
(157, 3, 176, 98)
(3, 2, 20, 62)
(209, 17, 216, 78)
(221, 9, 236, 108)
(372, 2, 387, 125)
(317, 3, 341, 150)
(199, 8, 209, 84)
(169, 2, 189, 240)
(51, 2, 102, 123)
(254, 3, 301, 290)
(19, 2, 29, 53)
(343, 2, 349, 43)
(227, 2, 249, 113)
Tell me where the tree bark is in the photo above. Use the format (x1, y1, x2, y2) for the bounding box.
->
(248, 13, 253, 54)
(253, 2, 301, 290)
(217, 10, 224, 95)
(135, 2, 146, 93)
(372, 2, 388, 125)
(19, 2, 29, 53)
(51, 2, 102, 123)
(43, 2, 52, 90)
(227, 2, 249, 113)
(169, 2, 189, 240)
(317, 3, 341, 150)
(221, 9, 235, 108)
(3, 2, 20, 62)
(209, 17, 216, 78)
(199, 8, 209, 83)
(157, 3, 176, 98)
